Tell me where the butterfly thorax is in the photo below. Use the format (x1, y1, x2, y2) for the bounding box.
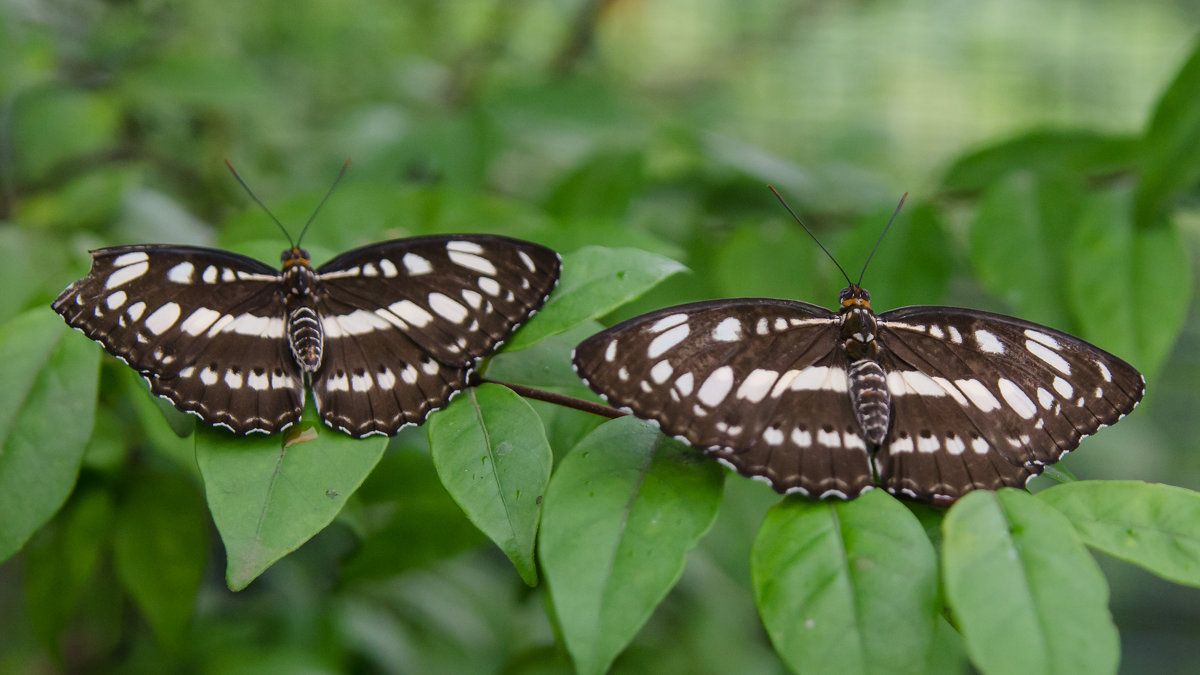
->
(837, 285, 891, 446)
(281, 248, 324, 372)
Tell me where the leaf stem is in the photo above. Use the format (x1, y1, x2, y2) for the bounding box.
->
(479, 378, 626, 420)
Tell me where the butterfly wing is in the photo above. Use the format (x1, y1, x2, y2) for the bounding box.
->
(52, 245, 305, 433)
(875, 306, 1145, 503)
(312, 234, 561, 436)
(573, 299, 876, 498)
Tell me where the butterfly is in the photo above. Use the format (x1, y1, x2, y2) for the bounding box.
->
(53, 166, 561, 437)
(572, 192, 1143, 504)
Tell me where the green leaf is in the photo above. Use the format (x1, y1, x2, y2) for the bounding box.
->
(942, 130, 1138, 193)
(12, 88, 120, 183)
(543, 151, 645, 221)
(1135, 40, 1200, 227)
(0, 309, 99, 561)
(1068, 186, 1190, 373)
(1039, 481, 1200, 588)
(195, 409, 387, 590)
(22, 487, 114, 650)
(113, 468, 209, 643)
(428, 384, 552, 586)
(968, 172, 1084, 325)
(539, 417, 723, 675)
(715, 219, 830, 300)
(341, 439, 487, 582)
(943, 489, 1117, 675)
(502, 246, 687, 352)
(751, 490, 939, 675)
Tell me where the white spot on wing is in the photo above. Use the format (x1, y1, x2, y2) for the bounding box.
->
(946, 437, 966, 455)
(890, 436, 914, 453)
(1027, 340, 1071, 375)
(224, 369, 243, 389)
(711, 317, 742, 342)
(327, 373, 350, 392)
(697, 366, 734, 407)
(403, 253, 433, 275)
(1096, 360, 1112, 382)
(650, 360, 673, 384)
(674, 372, 694, 396)
(389, 300, 433, 327)
(461, 289, 483, 309)
(202, 266, 218, 283)
(376, 368, 397, 389)
(998, 378, 1037, 419)
(447, 240, 484, 254)
(1053, 376, 1074, 398)
(448, 250, 497, 275)
(791, 428, 812, 447)
(1037, 387, 1055, 409)
(181, 307, 222, 336)
(145, 302, 181, 335)
(975, 329, 1004, 354)
(113, 251, 149, 266)
(604, 340, 618, 362)
(763, 428, 784, 445)
(817, 428, 841, 447)
(105, 291, 127, 310)
(167, 262, 194, 283)
(736, 369, 778, 403)
(1024, 329, 1061, 350)
(105, 261, 149, 289)
(649, 313, 688, 333)
(788, 366, 848, 392)
(429, 293, 469, 323)
(917, 435, 940, 453)
(379, 259, 398, 277)
(518, 250, 537, 272)
(648, 323, 690, 358)
(248, 371, 270, 391)
(200, 367, 218, 386)
(478, 277, 501, 296)
(956, 378, 1001, 412)
(351, 372, 373, 392)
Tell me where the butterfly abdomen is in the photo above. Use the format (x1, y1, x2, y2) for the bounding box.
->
(284, 262, 323, 372)
(840, 297, 892, 445)
(848, 359, 890, 444)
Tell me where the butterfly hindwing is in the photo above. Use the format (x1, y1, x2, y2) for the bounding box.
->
(52, 245, 305, 433)
(573, 299, 876, 498)
(311, 234, 562, 435)
(875, 306, 1145, 502)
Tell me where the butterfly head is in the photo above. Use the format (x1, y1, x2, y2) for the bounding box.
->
(838, 285, 872, 312)
(281, 247, 312, 269)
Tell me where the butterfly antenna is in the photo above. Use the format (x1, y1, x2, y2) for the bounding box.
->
(295, 159, 352, 249)
(857, 192, 907, 287)
(224, 160, 295, 248)
(768, 185, 854, 287)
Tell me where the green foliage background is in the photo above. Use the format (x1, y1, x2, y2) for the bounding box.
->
(2, 1, 1200, 673)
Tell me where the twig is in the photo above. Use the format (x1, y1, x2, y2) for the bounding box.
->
(480, 378, 626, 420)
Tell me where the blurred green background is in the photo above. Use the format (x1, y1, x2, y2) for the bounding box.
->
(2, 0, 1199, 672)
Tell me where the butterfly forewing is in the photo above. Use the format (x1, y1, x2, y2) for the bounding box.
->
(52, 245, 305, 433)
(310, 235, 561, 436)
(875, 307, 1145, 502)
(573, 299, 877, 498)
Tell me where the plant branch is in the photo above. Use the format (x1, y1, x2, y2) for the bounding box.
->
(480, 378, 626, 420)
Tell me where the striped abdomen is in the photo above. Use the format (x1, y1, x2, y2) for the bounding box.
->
(848, 359, 891, 444)
(288, 304, 323, 372)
